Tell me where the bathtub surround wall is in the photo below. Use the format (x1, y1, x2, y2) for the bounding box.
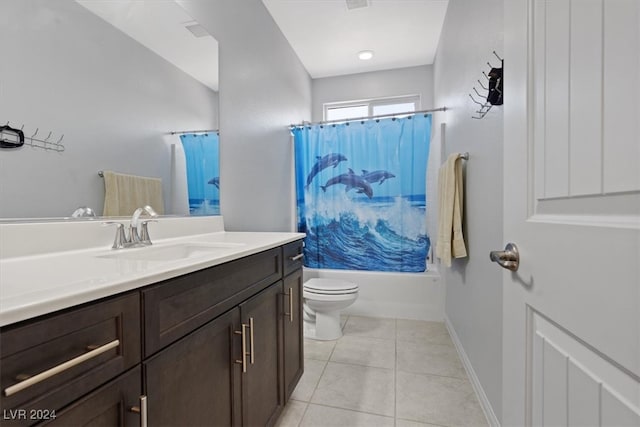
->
(303, 268, 443, 321)
(0, 0, 218, 218)
(432, 0, 504, 424)
(177, 0, 312, 232)
(311, 65, 434, 122)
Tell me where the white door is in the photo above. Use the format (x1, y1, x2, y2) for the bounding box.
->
(502, 0, 640, 426)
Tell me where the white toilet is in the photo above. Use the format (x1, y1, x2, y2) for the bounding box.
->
(303, 278, 359, 341)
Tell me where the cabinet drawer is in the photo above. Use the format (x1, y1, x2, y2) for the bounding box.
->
(283, 240, 304, 277)
(143, 247, 282, 356)
(41, 366, 142, 427)
(0, 293, 140, 422)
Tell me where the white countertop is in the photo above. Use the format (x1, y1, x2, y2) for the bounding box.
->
(0, 222, 304, 327)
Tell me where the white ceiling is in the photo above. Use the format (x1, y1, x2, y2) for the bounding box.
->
(76, 0, 219, 91)
(262, 0, 449, 79)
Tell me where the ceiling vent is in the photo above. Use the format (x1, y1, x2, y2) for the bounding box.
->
(184, 22, 210, 38)
(346, 0, 369, 10)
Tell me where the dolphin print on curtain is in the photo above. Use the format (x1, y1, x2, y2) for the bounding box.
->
(293, 115, 431, 272)
(180, 133, 220, 215)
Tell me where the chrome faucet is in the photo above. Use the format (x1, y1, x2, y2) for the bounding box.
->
(71, 206, 97, 218)
(130, 205, 158, 245)
(102, 205, 158, 249)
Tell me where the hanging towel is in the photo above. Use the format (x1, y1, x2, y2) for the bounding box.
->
(436, 153, 467, 267)
(102, 171, 165, 216)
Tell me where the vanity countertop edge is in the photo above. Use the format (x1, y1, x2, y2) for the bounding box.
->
(0, 230, 306, 328)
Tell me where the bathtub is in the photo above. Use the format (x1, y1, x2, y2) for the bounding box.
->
(302, 267, 443, 321)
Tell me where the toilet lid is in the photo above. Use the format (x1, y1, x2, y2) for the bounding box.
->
(304, 278, 359, 293)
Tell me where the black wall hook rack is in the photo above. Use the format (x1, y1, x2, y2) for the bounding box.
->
(470, 51, 504, 119)
(1, 121, 65, 152)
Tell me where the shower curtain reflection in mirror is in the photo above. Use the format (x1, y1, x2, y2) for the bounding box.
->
(293, 115, 431, 272)
(180, 133, 220, 216)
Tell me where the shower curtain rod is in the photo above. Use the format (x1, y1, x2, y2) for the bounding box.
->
(289, 107, 447, 128)
(168, 129, 218, 135)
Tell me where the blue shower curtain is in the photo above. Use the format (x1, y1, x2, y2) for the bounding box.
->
(293, 115, 431, 272)
(180, 133, 220, 216)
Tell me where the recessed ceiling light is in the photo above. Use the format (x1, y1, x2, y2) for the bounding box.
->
(358, 50, 374, 60)
(184, 22, 210, 38)
(346, 0, 369, 10)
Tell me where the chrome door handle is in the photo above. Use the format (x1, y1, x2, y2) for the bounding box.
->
(490, 243, 520, 271)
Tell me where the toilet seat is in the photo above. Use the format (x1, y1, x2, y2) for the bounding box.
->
(304, 288, 359, 296)
(303, 278, 358, 294)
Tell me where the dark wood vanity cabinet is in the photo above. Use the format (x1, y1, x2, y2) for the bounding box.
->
(239, 282, 284, 427)
(0, 240, 304, 427)
(282, 268, 304, 400)
(0, 293, 141, 427)
(144, 308, 241, 427)
(42, 366, 142, 427)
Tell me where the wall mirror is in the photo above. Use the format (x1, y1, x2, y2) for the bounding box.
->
(0, 0, 219, 221)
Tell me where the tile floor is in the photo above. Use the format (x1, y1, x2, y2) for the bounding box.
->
(276, 316, 488, 427)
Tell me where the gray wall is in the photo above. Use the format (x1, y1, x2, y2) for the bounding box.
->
(178, 0, 312, 232)
(0, 0, 218, 218)
(432, 0, 504, 421)
(311, 65, 434, 121)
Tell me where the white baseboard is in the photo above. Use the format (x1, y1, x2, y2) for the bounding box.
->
(445, 316, 500, 427)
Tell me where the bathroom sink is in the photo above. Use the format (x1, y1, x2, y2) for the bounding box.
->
(96, 242, 244, 262)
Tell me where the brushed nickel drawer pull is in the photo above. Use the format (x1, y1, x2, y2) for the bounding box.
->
(234, 325, 247, 373)
(130, 395, 148, 427)
(4, 339, 120, 397)
(283, 289, 292, 321)
(289, 253, 303, 261)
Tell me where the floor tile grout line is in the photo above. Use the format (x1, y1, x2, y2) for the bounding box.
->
(394, 317, 398, 427)
(396, 368, 471, 382)
(295, 401, 309, 427)
(302, 401, 396, 420)
(306, 357, 330, 405)
(395, 416, 451, 427)
(323, 359, 396, 372)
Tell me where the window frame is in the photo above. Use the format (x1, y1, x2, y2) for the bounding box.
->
(323, 95, 421, 121)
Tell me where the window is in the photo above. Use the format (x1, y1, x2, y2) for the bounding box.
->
(324, 95, 420, 121)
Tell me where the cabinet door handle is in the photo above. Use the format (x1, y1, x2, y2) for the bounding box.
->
(287, 288, 294, 322)
(249, 317, 255, 365)
(283, 289, 294, 322)
(129, 395, 148, 427)
(234, 324, 247, 373)
(4, 339, 120, 397)
(289, 253, 303, 261)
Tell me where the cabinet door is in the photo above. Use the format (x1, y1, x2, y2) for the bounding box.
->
(283, 269, 304, 401)
(239, 282, 283, 427)
(144, 308, 241, 427)
(41, 366, 141, 427)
